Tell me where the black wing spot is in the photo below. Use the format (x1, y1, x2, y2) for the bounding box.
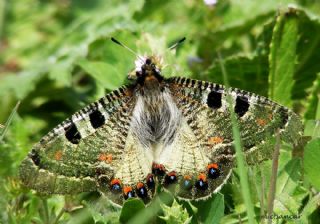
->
(89, 110, 105, 129)
(98, 98, 107, 109)
(29, 149, 40, 166)
(185, 78, 191, 86)
(65, 123, 81, 144)
(279, 107, 289, 129)
(235, 95, 250, 117)
(207, 90, 222, 109)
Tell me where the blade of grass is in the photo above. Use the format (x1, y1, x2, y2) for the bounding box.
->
(0, 101, 21, 143)
(217, 51, 255, 224)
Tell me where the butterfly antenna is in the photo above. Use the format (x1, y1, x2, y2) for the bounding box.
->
(111, 37, 144, 62)
(168, 37, 186, 50)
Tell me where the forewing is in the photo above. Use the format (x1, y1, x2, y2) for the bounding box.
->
(164, 77, 303, 200)
(20, 86, 154, 204)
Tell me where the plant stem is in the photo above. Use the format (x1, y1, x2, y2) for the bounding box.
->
(42, 198, 50, 224)
(266, 130, 281, 224)
(53, 207, 65, 224)
(260, 166, 265, 224)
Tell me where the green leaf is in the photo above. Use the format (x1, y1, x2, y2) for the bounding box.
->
(292, 9, 320, 101)
(77, 59, 125, 90)
(273, 158, 308, 214)
(300, 193, 320, 223)
(304, 120, 320, 138)
(0, 70, 42, 100)
(203, 193, 224, 224)
(253, 7, 320, 108)
(119, 198, 145, 223)
(268, 9, 298, 107)
(304, 138, 320, 191)
(48, 57, 73, 86)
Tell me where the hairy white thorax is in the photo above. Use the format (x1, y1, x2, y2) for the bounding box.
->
(130, 87, 182, 150)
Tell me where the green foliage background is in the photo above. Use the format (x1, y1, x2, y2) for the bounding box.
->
(0, 0, 320, 223)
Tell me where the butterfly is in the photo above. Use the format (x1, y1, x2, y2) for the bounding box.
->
(19, 39, 303, 205)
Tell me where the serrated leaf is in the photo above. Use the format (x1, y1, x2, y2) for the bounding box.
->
(268, 9, 298, 107)
(159, 199, 191, 224)
(304, 138, 320, 191)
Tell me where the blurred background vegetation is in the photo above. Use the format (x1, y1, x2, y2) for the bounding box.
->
(0, 0, 320, 223)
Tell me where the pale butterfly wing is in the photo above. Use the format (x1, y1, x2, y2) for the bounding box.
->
(159, 77, 303, 200)
(20, 86, 155, 204)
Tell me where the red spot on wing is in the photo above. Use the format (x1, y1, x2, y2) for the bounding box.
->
(207, 163, 219, 170)
(198, 173, 207, 182)
(137, 182, 144, 189)
(54, 150, 63, 161)
(111, 178, 121, 186)
(256, 118, 267, 126)
(208, 136, 224, 145)
(98, 153, 113, 163)
(123, 186, 133, 195)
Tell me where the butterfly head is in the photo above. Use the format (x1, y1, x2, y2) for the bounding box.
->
(128, 55, 164, 85)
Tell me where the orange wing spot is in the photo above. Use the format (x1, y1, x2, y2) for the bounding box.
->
(98, 153, 113, 163)
(208, 136, 224, 145)
(54, 150, 63, 161)
(256, 118, 267, 126)
(111, 178, 121, 186)
(207, 163, 219, 170)
(123, 186, 133, 195)
(184, 175, 192, 180)
(137, 182, 144, 189)
(198, 173, 207, 182)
